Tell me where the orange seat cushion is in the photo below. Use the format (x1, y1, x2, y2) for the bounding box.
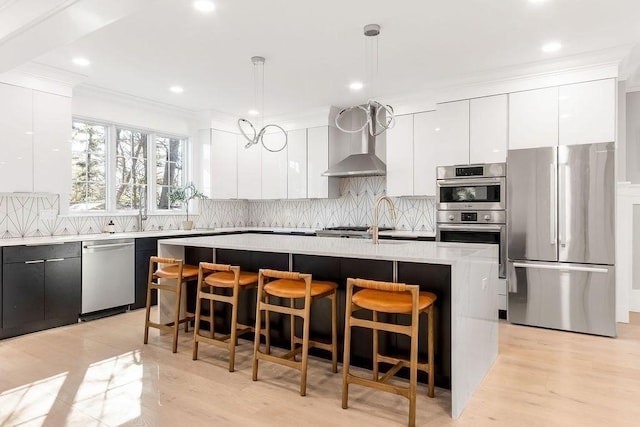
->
(352, 289, 437, 314)
(204, 271, 259, 288)
(156, 264, 199, 279)
(264, 279, 337, 299)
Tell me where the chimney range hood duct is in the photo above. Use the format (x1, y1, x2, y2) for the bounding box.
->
(323, 104, 386, 177)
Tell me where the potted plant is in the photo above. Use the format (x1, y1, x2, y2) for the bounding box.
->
(170, 182, 206, 230)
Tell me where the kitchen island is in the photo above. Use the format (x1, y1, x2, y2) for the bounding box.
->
(158, 233, 498, 418)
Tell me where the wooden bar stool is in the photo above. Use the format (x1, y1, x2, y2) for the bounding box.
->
(143, 256, 199, 353)
(252, 268, 338, 396)
(192, 262, 258, 372)
(342, 278, 437, 427)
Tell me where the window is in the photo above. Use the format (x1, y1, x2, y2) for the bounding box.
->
(155, 135, 184, 209)
(70, 121, 107, 210)
(70, 119, 188, 213)
(116, 128, 148, 210)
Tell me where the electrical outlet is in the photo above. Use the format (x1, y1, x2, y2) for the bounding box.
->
(39, 209, 57, 220)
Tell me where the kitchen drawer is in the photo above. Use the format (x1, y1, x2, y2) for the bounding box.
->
(3, 242, 81, 263)
(498, 278, 507, 295)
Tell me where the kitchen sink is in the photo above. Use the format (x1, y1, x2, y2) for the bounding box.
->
(376, 240, 409, 245)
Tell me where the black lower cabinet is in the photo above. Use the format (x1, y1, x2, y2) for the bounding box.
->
(133, 237, 160, 310)
(1, 242, 81, 339)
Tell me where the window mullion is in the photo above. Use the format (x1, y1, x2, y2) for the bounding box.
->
(149, 133, 156, 213)
(108, 125, 117, 212)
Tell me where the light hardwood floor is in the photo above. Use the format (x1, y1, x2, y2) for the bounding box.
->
(1, 310, 639, 426)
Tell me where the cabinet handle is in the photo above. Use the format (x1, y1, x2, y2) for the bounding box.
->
(25, 242, 65, 247)
(24, 260, 45, 264)
(46, 258, 65, 262)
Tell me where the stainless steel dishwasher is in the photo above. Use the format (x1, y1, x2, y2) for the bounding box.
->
(82, 238, 135, 315)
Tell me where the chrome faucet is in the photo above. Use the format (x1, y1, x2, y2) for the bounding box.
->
(370, 195, 396, 244)
(137, 189, 148, 231)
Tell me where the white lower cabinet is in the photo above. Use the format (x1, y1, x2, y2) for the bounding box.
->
(211, 129, 238, 199)
(237, 142, 261, 199)
(287, 129, 307, 199)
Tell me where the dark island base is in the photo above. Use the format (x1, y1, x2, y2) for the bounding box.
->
(184, 247, 452, 389)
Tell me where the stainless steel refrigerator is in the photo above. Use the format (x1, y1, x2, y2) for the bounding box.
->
(507, 142, 616, 337)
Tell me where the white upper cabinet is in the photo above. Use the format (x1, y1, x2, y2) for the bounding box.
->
(237, 142, 261, 199)
(261, 133, 288, 199)
(413, 111, 437, 196)
(435, 100, 470, 166)
(211, 129, 238, 199)
(308, 126, 338, 199)
(559, 79, 616, 146)
(470, 94, 508, 163)
(287, 129, 307, 199)
(509, 86, 559, 149)
(0, 83, 33, 192)
(33, 91, 72, 203)
(386, 114, 414, 197)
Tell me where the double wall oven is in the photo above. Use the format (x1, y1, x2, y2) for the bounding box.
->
(436, 163, 506, 278)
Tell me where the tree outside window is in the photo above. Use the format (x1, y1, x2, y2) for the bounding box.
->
(70, 122, 107, 210)
(156, 136, 184, 209)
(116, 128, 148, 210)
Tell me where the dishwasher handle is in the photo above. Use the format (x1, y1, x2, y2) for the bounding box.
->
(83, 242, 135, 250)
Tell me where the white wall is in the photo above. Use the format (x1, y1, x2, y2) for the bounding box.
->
(626, 91, 640, 183)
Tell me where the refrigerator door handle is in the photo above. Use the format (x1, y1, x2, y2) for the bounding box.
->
(512, 262, 609, 274)
(549, 163, 557, 245)
(558, 164, 568, 248)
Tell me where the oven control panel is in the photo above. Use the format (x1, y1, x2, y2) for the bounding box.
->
(436, 210, 505, 224)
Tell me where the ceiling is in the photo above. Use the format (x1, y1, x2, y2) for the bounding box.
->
(24, 0, 640, 117)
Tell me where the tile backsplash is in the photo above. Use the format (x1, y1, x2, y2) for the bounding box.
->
(0, 177, 435, 238)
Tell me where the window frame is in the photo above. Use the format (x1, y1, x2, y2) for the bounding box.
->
(71, 116, 190, 214)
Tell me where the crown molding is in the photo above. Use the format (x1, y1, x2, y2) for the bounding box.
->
(74, 84, 199, 120)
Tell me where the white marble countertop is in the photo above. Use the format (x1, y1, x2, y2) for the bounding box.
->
(160, 233, 495, 265)
(0, 227, 436, 247)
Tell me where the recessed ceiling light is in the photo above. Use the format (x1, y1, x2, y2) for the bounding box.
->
(349, 81, 364, 91)
(169, 85, 184, 94)
(72, 57, 91, 66)
(193, 0, 215, 12)
(248, 109, 259, 116)
(541, 41, 562, 53)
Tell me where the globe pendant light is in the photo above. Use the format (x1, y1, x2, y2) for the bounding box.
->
(335, 24, 395, 136)
(238, 56, 288, 152)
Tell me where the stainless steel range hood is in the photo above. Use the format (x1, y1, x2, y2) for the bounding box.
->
(323, 104, 386, 177)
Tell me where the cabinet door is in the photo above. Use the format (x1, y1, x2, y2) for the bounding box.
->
(386, 114, 414, 196)
(287, 129, 307, 199)
(413, 111, 438, 196)
(211, 129, 238, 199)
(308, 127, 336, 198)
(0, 83, 33, 192)
(33, 91, 72, 201)
(3, 262, 44, 329)
(435, 100, 470, 166)
(237, 142, 261, 199)
(44, 257, 81, 321)
(559, 79, 616, 146)
(261, 133, 288, 200)
(470, 94, 508, 163)
(509, 87, 559, 149)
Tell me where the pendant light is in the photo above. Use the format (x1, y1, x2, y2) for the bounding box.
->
(335, 24, 395, 136)
(238, 56, 288, 152)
